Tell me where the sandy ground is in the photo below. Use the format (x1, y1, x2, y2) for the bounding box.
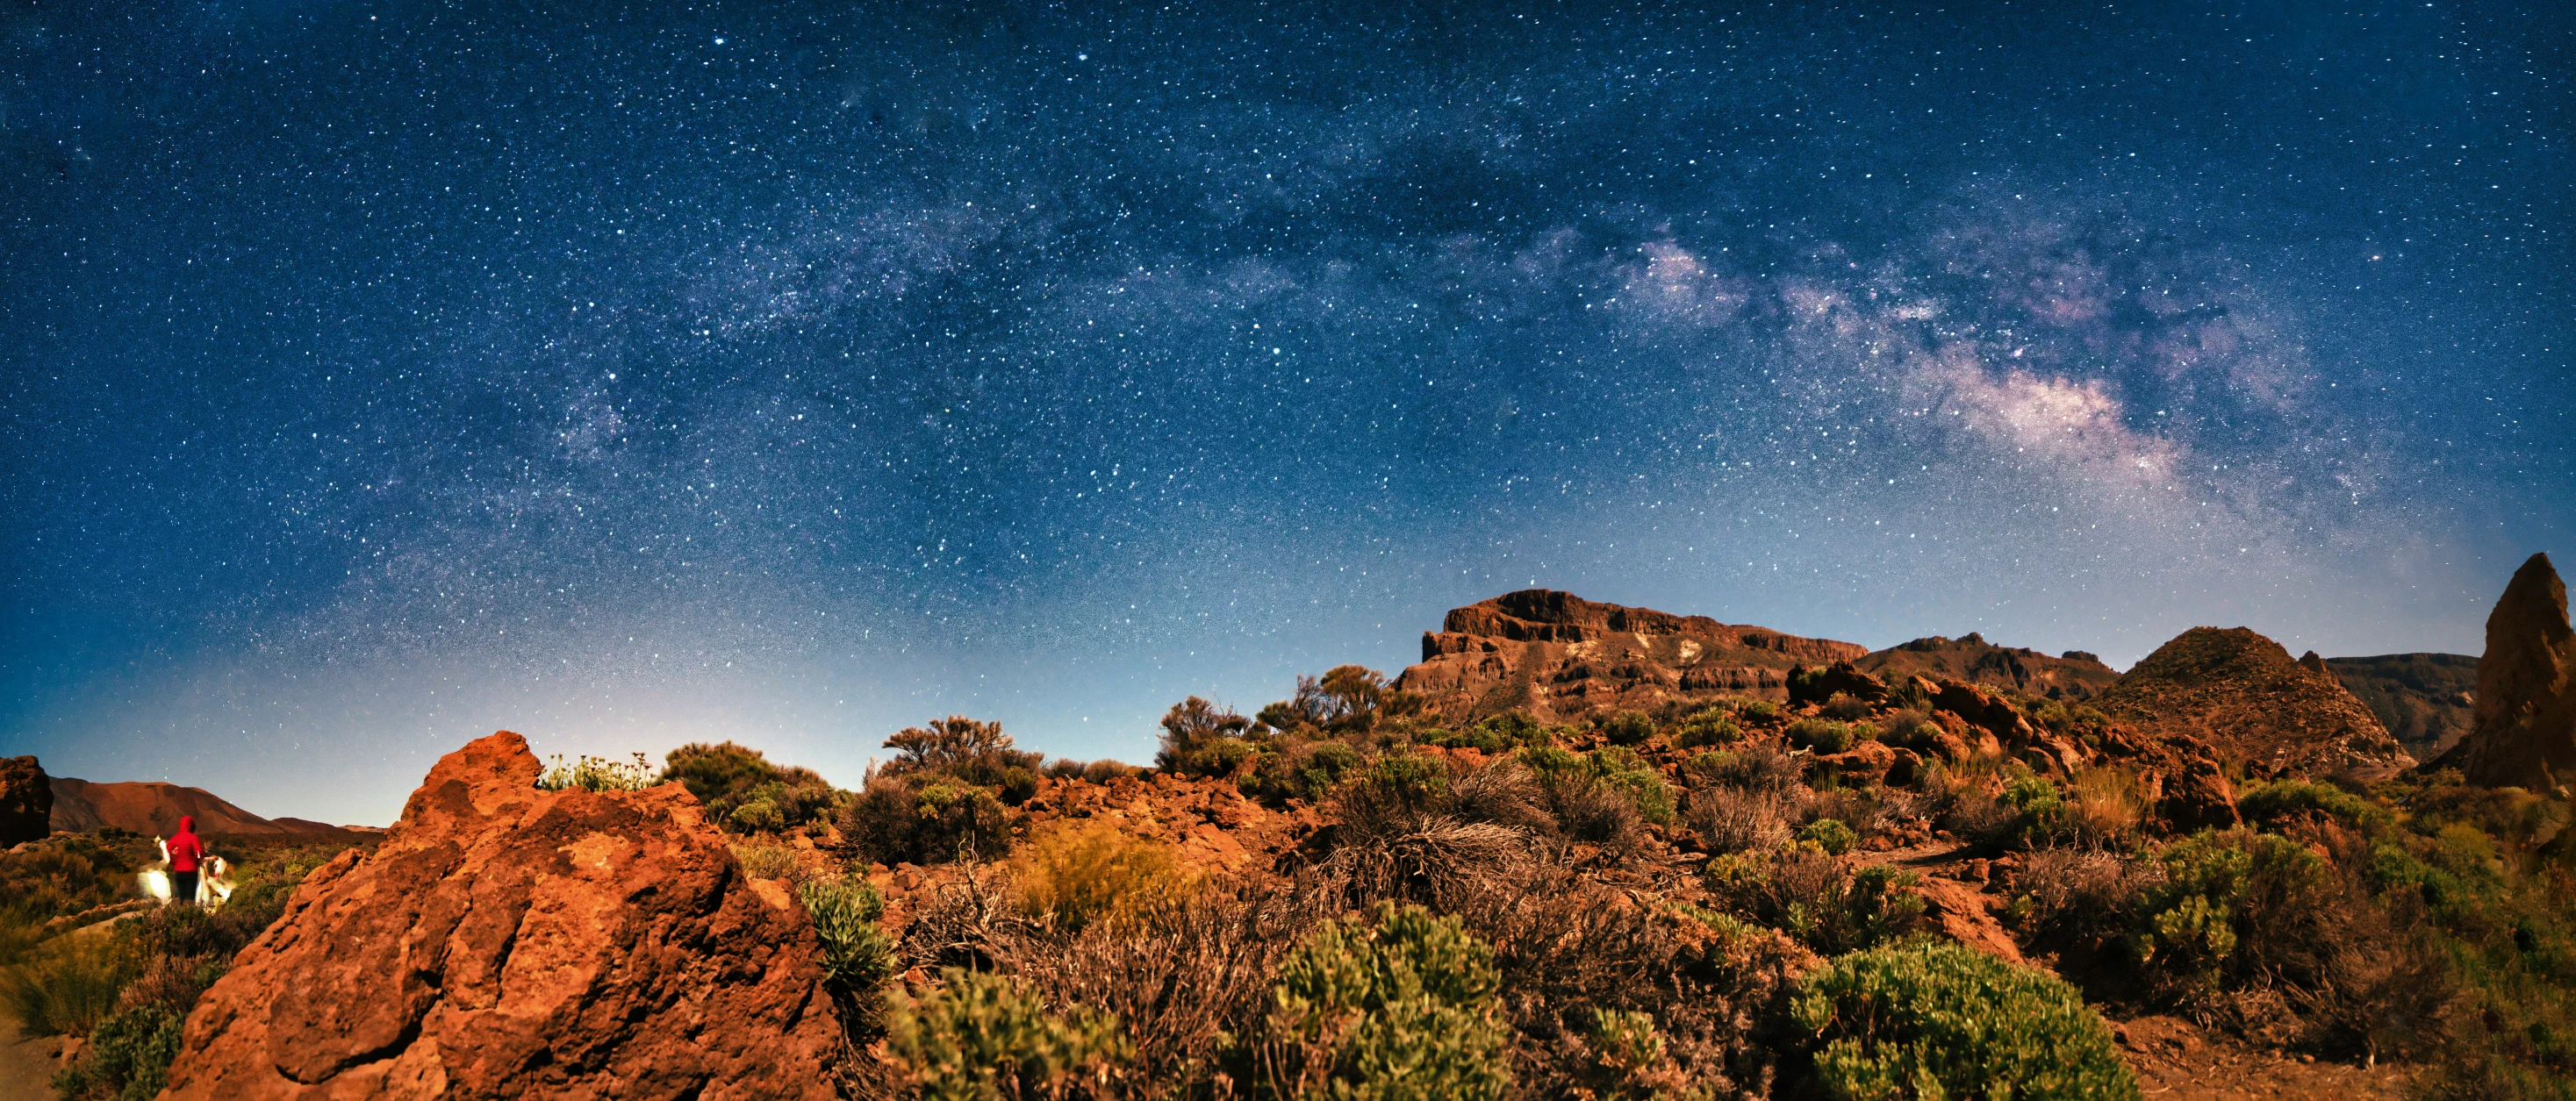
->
(0, 1006, 60, 1100)
(2117, 1014, 2415, 1098)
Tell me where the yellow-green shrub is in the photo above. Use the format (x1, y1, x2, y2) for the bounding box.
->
(1008, 820, 1199, 932)
(1794, 940, 2140, 1100)
(886, 969, 1127, 1100)
(1266, 903, 1510, 1100)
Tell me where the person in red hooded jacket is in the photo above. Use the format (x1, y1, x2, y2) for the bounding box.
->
(166, 815, 207, 905)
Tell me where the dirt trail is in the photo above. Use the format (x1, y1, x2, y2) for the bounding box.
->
(2116, 1015, 2414, 1098)
(0, 1006, 59, 1100)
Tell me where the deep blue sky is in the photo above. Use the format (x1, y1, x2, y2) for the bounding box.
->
(4, 2, 2567, 826)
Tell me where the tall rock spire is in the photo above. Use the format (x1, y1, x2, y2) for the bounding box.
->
(2446, 554, 2576, 790)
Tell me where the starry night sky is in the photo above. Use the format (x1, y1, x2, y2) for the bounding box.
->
(4, 2, 2567, 826)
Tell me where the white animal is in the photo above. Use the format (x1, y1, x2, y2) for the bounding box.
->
(138, 842, 233, 907)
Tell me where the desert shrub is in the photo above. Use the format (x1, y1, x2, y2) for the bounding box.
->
(1424, 726, 1511, 753)
(1792, 940, 2140, 1101)
(535, 751, 657, 792)
(1159, 697, 1266, 778)
(1710, 847, 1925, 956)
(0, 838, 136, 941)
(0, 933, 136, 1037)
(1731, 698, 1783, 723)
(50, 1003, 182, 1101)
(1010, 820, 1198, 933)
(2238, 779, 2393, 832)
(1699, 744, 1805, 794)
(886, 968, 1129, 1100)
(1046, 757, 1087, 781)
(2014, 846, 2156, 947)
(1934, 777, 2022, 847)
(1672, 707, 1742, 749)
(1878, 710, 1942, 752)
(1786, 719, 1855, 754)
(731, 840, 803, 882)
(2026, 768, 2146, 848)
(1082, 759, 1140, 784)
(1590, 747, 1677, 826)
(1573, 1008, 1704, 1101)
(1807, 787, 1890, 840)
(842, 770, 1014, 866)
(1520, 747, 1668, 843)
(1819, 692, 1873, 721)
(1258, 665, 1424, 737)
(1797, 819, 1858, 857)
(662, 741, 845, 832)
(2132, 829, 2340, 1001)
(800, 877, 897, 998)
(1690, 787, 1797, 854)
(1262, 903, 1510, 1100)
(1597, 710, 1657, 747)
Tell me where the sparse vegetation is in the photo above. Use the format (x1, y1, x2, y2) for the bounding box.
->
(535, 751, 658, 792)
(1260, 902, 1510, 1100)
(1794, 940, 2141, 1100)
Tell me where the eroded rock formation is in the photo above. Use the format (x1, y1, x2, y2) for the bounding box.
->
(2092, 626, 2410, 778)
(0, 755, 50, 847)
(1396, 590, 1868, 723)
(1854, 633, 2120, 701)
(2441, 554, 2576, 790)
(167, 731, 838, 1099)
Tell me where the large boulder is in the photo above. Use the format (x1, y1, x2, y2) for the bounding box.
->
(0, 755, 50, 846)
(166, 731, 839, 1099)
(2441, 554, 2576, 791)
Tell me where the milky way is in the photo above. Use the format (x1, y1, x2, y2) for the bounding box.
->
(4, 3, 2567, 824)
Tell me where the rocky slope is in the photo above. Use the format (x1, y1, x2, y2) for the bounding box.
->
(1395, 590, 1868, 723)
(2439, 554, 2576, 790)
(2326, 653, 2479, 762)
(1854, 633, 2121, 701)
(2091, 626, 2409, 778)
(168, 731, 840, 1099)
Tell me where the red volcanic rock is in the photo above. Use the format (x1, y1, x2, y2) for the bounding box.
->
(1855, 633, 2120, 701)
(2091, 626, 2409, 779)
(0, 755, 50, 847)
(167, 732, 838, 1099)
(2443, 554, 2576, 790)
(2159, 758, 2242, 833)
(1396, 590, 1868, 724)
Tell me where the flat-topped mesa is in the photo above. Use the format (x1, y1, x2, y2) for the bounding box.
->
(1400, 590, 1868, 724)
(1854, 632, 2121, 701)
(2092, 626, 2411, 780)
(2439, 553, 2576, 790)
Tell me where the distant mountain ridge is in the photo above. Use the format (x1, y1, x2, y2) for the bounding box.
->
(2326, 653, 2479, 762)
(47, 776, 363, 837)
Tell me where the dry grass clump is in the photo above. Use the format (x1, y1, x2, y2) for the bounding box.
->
(1689, 787, 1798, 854)
(1007, 819, 1202, 933)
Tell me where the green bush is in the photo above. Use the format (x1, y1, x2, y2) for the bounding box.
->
(1266, 903, 1510, 1100)
(886, 968, 1128, 1100)
(842, 771, 1014, 866)
(1793, 940, 2140, 1100)
(1424, 726, 1516, 753)
(799, 878, 897, 997)
(2237, 780, 2392, 832)
(1590, 747, 1677, 827)
(1673, 708, 1742, 750)
(1710, 849, 1924, 956)
(662, 741, 846, 832)
(1732, 698, 1783, 723)
(1787, 719, 1855, 754)
(1799, 819, 1859, 857)
(2131, 829, 2336, 999)
(1598, 710, 1656, 747)
(51, 1003, 183, 1101)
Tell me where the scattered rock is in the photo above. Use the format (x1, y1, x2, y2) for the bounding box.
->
(167, 731, 839, 1099)
(1857, 634, 2121, 701)
(0, 755, 51, 847)
(2160, 757, 2242, 833)
(2441, 554, 2576, 791)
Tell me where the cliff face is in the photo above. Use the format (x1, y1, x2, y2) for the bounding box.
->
(1395, 590, 1868, 724)
(1854, 633, 2120, 701)
(2092, 626, 2411, 778)
(168, 731, 840, 1099)
(2327, 653, 2480, 763)
(2441, 554, 2576, 790)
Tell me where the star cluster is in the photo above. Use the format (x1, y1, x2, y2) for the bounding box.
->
(2, 3, 2565, 824)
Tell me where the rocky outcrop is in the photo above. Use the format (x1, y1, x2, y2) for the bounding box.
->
(167, 731, 839, 1099)
(0, 756, 50, 847)
(1854, 633, 2121, 701)
(2157, 758, 2242, 833)
(2441, 554, 2576, 791)
(2326, 653, 2479, 762)
(1396, 590, 1868, 723)
(2092, 626, 2410, 779)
